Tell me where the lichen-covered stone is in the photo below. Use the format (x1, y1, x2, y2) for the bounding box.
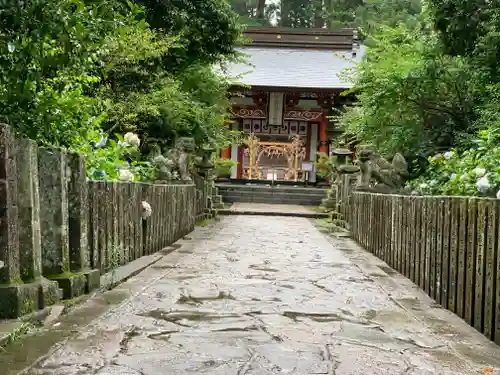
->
(38, 277, 62, 308)
(0, 123, 21, 284)
(163, 137, 195, 183)
(51, 273, 86, 300)
(357, 148, 409, 191)
(16, 137, 43, 282)
(38, 147, 70, 276)
(83, 269, 101, 293)
(0, 283, 40, 319)
(67, 152, 89, 272)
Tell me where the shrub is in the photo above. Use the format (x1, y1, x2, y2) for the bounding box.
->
(407, 127, 500, 197)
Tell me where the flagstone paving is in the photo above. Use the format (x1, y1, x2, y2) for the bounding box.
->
(9, 215, 500, 375)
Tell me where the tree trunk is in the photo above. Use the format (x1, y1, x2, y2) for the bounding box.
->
(314, 0, 323, 28)
(257, 0, 266, 19)
(280, 0, 290, 27)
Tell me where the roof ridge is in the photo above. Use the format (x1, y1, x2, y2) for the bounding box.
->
(244, 27, 354, 50)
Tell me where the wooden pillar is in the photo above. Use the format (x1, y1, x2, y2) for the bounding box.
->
(318, 112, 329, 154)
(221, 147, 231, 160)
(221, 122, 232, 160)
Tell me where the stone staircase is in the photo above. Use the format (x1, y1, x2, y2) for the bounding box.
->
(216, 184, 328, 206)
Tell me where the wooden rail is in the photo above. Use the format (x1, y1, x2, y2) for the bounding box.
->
(349, 192, 500, 343)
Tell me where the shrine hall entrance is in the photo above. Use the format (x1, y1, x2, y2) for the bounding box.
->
(238, 119, 312, 182)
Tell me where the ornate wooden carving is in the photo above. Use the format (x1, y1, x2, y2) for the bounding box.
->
(243, 133, 306, 181)
(285, 93, 300, 107)
(252, 92, 267, 106)
(232, 108, 266, 119)
(241, 119, 308, 136)
(316, 94, 332, 108)
(284, 110, 322, 121)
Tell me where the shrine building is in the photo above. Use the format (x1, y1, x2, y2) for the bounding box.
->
(220, 27, 360, 183)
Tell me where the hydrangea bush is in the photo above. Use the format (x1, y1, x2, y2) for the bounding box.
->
(407, 129, 500, 197)
(86, 132, 157, 182)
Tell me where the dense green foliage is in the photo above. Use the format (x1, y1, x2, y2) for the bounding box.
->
(230, 0, 420, 31)
(0, 0, 242, 181)
(230, 0, 275, 26)
(327, 0, 500, 196)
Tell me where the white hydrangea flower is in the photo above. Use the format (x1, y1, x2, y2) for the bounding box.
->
(117, 140, 129, 147)
(432, 154, 443, 161)
(124, 132, 140, 148)
(473, 167, 486, 177)
(419, 182, 428, 189)
(141, 201, 152, 219)
(444, 151, 454, 160)
(477, 176, 490, 193)
(118, 169, 134, 181)
(450, 173, 457, 180)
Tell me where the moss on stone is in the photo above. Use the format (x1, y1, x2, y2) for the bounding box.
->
(45, 271, 80, 280)
(0, 283, 39, 319)
(6, 278, 25, 285)
(46, 272, 86, 300)
(21, 298, 34, 315)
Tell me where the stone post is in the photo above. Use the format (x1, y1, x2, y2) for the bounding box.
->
(0, 126, 59, 318)
(38, 148, 70, 275)
(193, 175, 206, 221)
(16, 137, 42, 282)
(38, 148, 87, 299)
(195, 147, 216, 219)
(0, 124, 20, 286)
(67, 152, 100, 293)
(17, 138, 61, 310)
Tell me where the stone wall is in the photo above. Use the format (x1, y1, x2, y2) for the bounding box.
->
(0, 124, 212, 318)
(349, 192, 500, 344)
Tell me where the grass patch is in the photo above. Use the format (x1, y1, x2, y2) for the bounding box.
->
(316, 218, 336, 229)
(197, 219, 212, 227)
(0, 321, 36, 349)
(308, 205, 327, 213)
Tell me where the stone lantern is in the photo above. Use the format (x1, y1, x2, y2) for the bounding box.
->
(320, 147, 359, 212)
(196, 145, 215, 178)
(331, 147, 352, 165)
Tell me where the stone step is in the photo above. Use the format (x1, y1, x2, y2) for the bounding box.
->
(218, 188, 321, 195)
(221, 194, 323, 206)
(216, 184, 328, 197)
(219, 190, 327, 199)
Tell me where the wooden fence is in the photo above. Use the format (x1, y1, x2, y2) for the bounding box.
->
(350, 192, 500, 343)
(88, 182, 197, 273)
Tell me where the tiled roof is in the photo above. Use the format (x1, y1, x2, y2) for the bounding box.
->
(221, 45, 364, 90)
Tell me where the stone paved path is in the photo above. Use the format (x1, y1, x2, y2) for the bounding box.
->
(229, 202, 320, 215)
(20, 216, 500, 374)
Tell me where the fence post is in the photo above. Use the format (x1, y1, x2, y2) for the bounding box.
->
(67, 152, 100, 293)
(38, 147, 88, 299)
(0, 125, 60, 318)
